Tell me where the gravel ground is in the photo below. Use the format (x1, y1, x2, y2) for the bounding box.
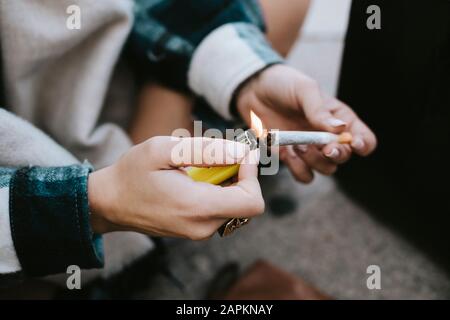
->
(135, 171, 450, 299)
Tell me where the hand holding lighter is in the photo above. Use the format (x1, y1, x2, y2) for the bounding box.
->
(188, 130, 258, 236)
(188, 129, 353, 237)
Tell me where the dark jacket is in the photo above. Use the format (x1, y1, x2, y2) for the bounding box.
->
(337, 0, 450, 261)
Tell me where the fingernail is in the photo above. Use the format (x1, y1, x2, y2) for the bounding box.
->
(325, 148, 340, 159)
(352, 137, 365, 150)
(227, 142, 248, 159)
(327, 118, 347, 128)
(294, 145, 308, 154)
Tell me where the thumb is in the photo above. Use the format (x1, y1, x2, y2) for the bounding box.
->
(297, 80, 347, 133)
(149, 136, 250, 169)
(202, 149, 264, 219)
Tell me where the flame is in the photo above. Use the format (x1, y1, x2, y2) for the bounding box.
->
(250, 111, 264, 138)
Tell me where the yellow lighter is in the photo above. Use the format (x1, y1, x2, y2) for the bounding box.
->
(187, 130, 259, 237)
(188, 165, 241, 186)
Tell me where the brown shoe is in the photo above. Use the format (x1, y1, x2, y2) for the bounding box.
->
(208, 260, 331, 300)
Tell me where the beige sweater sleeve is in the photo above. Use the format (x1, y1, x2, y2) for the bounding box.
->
(0, 0, 154, 281)
(0, 0, 134, 169)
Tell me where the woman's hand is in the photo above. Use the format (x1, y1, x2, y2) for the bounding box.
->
(236, 64, 377, 183)
(88, 137, 263, 240)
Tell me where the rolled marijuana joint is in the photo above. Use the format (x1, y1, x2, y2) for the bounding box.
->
(266, 130, 353, 147)
(251, 110, 353, 147)
(232, 129, 353, 151)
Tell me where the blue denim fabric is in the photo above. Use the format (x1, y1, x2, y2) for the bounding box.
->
(129, 0, 267, 90)
(8, 164, 103, 277)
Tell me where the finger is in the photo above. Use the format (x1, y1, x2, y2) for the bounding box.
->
(199, 150, 265, 219)
(284, 145, 314, 183)
(349, 121, 378, 156)
(296, 79, 347, 133)
(328, 98, 377, 156)
(238, 149, 260, 180)
(293, 145, 337, 176)
(322, 143, 352, 164)
(148, 136, 250, 169)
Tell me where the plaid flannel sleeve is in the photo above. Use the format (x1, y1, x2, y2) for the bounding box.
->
(130, 0, 283, 120)
(0, 164, 103, 281)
